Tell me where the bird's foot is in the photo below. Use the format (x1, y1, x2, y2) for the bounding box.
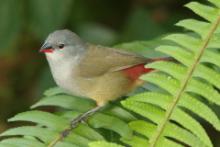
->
(60, 106, 102, 139)
(70, 113, 89, 128)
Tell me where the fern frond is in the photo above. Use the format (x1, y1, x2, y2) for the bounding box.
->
(122, 1, 220, 147)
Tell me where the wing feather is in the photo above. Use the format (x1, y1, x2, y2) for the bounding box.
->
(78, 44, 149, 78)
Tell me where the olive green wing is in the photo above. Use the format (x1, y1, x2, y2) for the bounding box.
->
(78, 44, 149, 78)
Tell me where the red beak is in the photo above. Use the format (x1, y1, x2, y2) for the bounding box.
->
(40, 43, 54, 53)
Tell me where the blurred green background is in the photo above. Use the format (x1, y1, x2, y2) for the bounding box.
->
(1, 0, 220, 146)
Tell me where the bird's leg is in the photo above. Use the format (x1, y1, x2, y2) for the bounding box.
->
(61, 106, 103, 138)
(70, 106, 102, 128)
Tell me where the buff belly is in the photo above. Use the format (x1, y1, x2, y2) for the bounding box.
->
(76, 71, 138, 106)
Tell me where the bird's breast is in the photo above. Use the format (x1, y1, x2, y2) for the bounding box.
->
(48, 56, 86, 97)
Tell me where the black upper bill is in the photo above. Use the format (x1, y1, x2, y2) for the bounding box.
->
(40, 43, 53, 52)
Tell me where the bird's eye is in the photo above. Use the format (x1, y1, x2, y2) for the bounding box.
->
(58, 44, 64, 49)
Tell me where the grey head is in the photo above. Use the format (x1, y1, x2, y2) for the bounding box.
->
(40, 29, 86, 60)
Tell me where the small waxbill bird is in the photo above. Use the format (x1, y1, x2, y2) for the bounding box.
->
(40, 29, 168, 140)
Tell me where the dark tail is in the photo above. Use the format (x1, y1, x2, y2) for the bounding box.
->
(147, 57, 174, 63)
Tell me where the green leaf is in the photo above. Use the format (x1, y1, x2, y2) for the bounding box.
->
(202, 50, 220, 67)
(176, 19, 210, 39)
(31, 95, 95, 112)
(8, 110, 69, 131)
(186, 79, 220, 106)
(129, 120, 155, 138)
(141, 73, 180, 95)
(180, 94, 220, 130)
(146, 61, 186, 80)
(0, 126, 56, 143)
(55, 142, 79, 147)
(156, 45, 194, 66)
(43, 87, 66, 96)
(0, 138, 45, 147)
(208, 0, 220, 8)
(171, 109, 212, 147)
(122, 100, 165, 124)
(74, 124, 105, 141)
(165, 123, 206, 147)
(186, 2, 219, 22)
(194, 65, 220, 89)
(156, 138, 184, 147)
(105, 105, 136, 122)
(65, 133, 90, 147)
(164, 34, 200, 52)
(121, 135, 149, 147)
(89, 113, 133, 140)
(0, 143, 17, 147)
(89, 141, 124, 147)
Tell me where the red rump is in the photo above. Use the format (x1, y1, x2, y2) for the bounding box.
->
(122, 64, 153, 80)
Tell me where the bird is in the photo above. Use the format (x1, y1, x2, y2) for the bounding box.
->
(40, 29, 169, 141)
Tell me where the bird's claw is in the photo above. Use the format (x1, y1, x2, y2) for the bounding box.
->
(59, 106, 102, 140)
(70, 114, 88, 128)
